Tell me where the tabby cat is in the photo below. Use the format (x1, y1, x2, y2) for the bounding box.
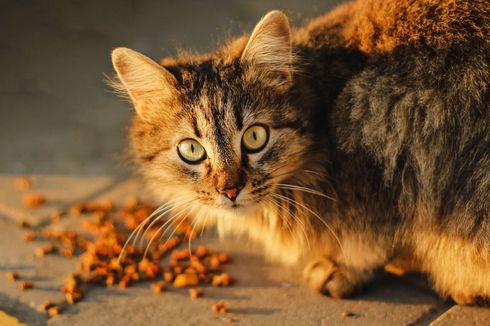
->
(111, 0, 490, 304)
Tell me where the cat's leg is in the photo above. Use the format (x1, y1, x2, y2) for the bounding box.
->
(414, 231, 490, 305)
(303, 234, 390, 298)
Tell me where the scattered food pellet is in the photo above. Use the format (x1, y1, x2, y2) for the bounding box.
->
(341, 311, 354, 318)
(22, 230, 37, 242)
(37, 301, 55, 312)
(211, 300, 227, 314)
(6, 272, 20, 282)
(51, 211, 63, 222)
(189, 287, 203, 300)
(19, 281, 33, 290)
(173, 273, 199, 288)
(22, 194, 46, 208)
(151, 281, 166, 293)
(35, 243, 56, 256)
(15, 177, 31, 190)
(47, 306, 60, 317)
(212, 273, 232, 287)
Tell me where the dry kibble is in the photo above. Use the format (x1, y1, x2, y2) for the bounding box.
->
(341, 311, 354, 318)
(37, 301, 55, 312)
(173, 273, 199, 288)
(19, 281, 33, 290)
(23, 194, 46, 208)
(211, 300, 227, 314)
(35, 243, 56, 256)
(189, 287, 203, 300)
(13, 194, 234, 308)
(6, 272, 19, 282)
(47, 306, 60, 317)
(22, 230, 37, 241)
(151, 281, 166, 293)
(212, 273, 232, 287)
(15, 177, 31, 190)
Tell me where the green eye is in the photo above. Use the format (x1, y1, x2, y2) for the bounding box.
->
(177, 139, 206, 164)
(242, 124, 269, 153)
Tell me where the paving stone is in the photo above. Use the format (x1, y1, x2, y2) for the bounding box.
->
(431, 305, 490, 325)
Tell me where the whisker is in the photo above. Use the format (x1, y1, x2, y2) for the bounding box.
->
(274, 183, 336, 201)
(270, 194, 311, 249)
(137, 196, 191, 249)
(272, 192, 345, 261)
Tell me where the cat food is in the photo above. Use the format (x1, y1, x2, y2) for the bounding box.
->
(15, 177, 31, 190)
(13, 196, 233, 312)
(189, 287, 203, 299)
(212, 273, 232, 287)
(211, 300, 227, 314)
(37, 301, 55, 312)
(173, 273, 199, 288)
(47, 306, 60, 317)
(35, 243, 56, 256)
(151, 281, 166, 293)
(19, 281, 33, 290)
(22, 194, 46, 207)
(341, 311, 354, 318)
(6, 272, 19, 282)
(22, 230, 37, 242)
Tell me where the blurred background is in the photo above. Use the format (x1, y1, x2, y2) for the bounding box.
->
(0, 0, 343, 177)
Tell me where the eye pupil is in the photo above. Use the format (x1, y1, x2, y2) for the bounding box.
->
(252, 131, 257, 141)
(191, 144, 194, 153)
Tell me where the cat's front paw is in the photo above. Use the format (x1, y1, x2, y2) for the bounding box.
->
(303, 257, 359, 298)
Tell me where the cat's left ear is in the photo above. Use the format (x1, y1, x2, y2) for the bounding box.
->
(241, 10, 293, 88)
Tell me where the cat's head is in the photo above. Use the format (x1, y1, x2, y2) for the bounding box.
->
(111, 11, 320, 218)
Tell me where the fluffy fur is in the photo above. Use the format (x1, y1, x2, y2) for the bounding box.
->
(111, 0, 490, 304)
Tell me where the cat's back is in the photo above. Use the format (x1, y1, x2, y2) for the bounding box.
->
(297, 0, 490, 52)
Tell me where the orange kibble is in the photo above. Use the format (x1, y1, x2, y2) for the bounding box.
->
(151, 281, 166, 293)
(22, 194, 46, 208)
(212, 273, 232, 287)
(35, 243, 56, 256)
(15, 177, 31, 190)
(218, 253, 230, 264)
(37, 300, 55, 312)
(6, 272, 19, 282)
(51, 211, 63, 222)
(211, 300, 227, 314)
(65, 291, 82, 304)
(173, 273, 199, 288)
(19, 281, 33, 290)
(47, 306, 60, 317)
(163, 271, 174, 282)
(341, 311, 354, 318)
(195, 246, 208, 258)
(189, 287, 203, 300)
(22, 230, 37, 241)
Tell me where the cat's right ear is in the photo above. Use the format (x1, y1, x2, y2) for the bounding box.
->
(111, 47, 178, 120)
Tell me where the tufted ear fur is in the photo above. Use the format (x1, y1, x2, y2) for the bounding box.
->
(240, 11, 293, 88)
(111, 47, 178, 120)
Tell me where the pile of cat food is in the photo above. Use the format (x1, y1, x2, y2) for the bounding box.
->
(9, 178, 233, 317)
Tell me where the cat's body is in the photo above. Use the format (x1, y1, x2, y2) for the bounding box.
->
(111, 0, 490, 304)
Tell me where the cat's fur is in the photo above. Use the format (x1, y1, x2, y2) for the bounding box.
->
(111, 0, 490, 304)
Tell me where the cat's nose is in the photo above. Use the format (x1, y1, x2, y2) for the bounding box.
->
(220, 184, 243, 202)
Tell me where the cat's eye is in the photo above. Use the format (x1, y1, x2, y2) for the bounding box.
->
(242, 124, 269, 153)
(177, 139, 206, 164)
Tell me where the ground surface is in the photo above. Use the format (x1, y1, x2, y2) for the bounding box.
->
(0, 1, 489, 325)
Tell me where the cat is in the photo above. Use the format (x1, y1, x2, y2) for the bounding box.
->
(110, 0, 490, 304)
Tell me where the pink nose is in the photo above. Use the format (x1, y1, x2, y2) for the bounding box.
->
(220, 186, 242, 202)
